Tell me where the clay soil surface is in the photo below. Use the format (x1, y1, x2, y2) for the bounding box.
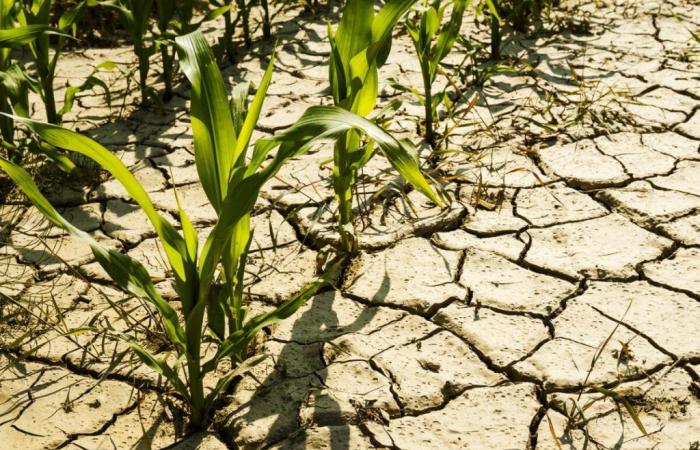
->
(1, 0, 700, 449)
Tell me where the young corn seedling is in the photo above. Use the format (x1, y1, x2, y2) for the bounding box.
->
(480, 0, 550, 60)
(210, 0, 235, 62)
(0, 0, 32, 158)
(98, 0, 155, 104)
(399, 0, 468, 147)
(209, 0, 269, 64)
(328, 0, 445, 253)
(154, 0, 191, 101)
(0, 1, 89, 170)
(0, 30, 439, 428)
(1, 1, 109, 126)
(237, 0, 251, 47)
(154, 0, 231, 100)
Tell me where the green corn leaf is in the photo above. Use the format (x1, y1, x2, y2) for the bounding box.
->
(262, 105, 443, 206)
(405, 14, 421, 47)
(205, 256, 344, 371)
(172, 184, 199, 314)
(184, 296, 207, 361)
(206, 284, 228, 341)
(430, 0, 469, 80)
(94, 1, 135, 32)
(0, 64, 33, 117)
(371, 0, 416, 66)
(334, 0, 373, 70)
(231, 231, 253, 329)
(348, 50, 379, 116)
(59, 74, 111, 117)
(230, 82, 249, 138)
(200, 4, 233, 23)
(0, 0, 14, 20)
(0, 156, 186, 350)
(328, 25, 349, 108)
(58, 0, 87, 32)
(233, 49, 276, 164)
(197, 175, 261, 302)
(483, 0, 501, 21)
(35, 142, 77, 173)
(422, 7, 440, 44)
(176, 30, 237, 212)
(174, 187, 198, 264)
(122, 337, 190, 400)
(0, 25, 54, 47)
(6, 115, 191, 285)
(202, 353, 269, 412)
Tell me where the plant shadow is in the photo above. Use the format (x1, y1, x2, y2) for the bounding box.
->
(227, 272, 390, 449)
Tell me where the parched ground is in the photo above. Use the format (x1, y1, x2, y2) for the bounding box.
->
(1, 0, 700, 449)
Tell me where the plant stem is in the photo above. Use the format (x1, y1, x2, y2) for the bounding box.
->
(161, 45, 173, 101)
(222, 3, 236, 63)
(0, 60, 14, 149)
(261, 0, 271, 39)
(135, 41, 150, 105)
(421, 56, 434, 147)
(490, 15, 501, 60)
(41, 73, 58, 124)
(186, 313, 205, 430)
(35, 35, 59, 124)
(333, 136, 356, 254)
(188, 364, 206, 430)
(237, 0, 251, 47)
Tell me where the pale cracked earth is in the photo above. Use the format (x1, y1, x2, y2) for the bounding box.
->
(1, 0, 700, 449)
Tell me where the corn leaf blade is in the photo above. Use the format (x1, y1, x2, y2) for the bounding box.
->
(0, 156, 186, 349)
(6, 115, 191, 285)
(175, 30, 237, 212)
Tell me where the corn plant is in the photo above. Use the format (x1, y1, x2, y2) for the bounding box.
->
(210, 0, 271, 63)
(327, 0, 445, 253)
(154, 0, 190, 101)
(18, 0, 81, 124)
(0, 0, 109, 126)
(209, 0, 235, 62)
(98, 0, 154, 104)
(154, 0, 230, 100)
(0, 1, 85, 170)
(0, 30, 443, 428)
(0, 0, 31, 158)
(397, 0, 468, 146)
(261, 0, 270, 38)
(237, 0, 251, 47)
(479, 0, 550, 60)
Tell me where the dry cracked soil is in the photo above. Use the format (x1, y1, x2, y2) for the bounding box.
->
(1, 0, 700, 449)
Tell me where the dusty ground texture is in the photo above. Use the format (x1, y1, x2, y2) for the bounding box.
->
(1, 0, 700, 449)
